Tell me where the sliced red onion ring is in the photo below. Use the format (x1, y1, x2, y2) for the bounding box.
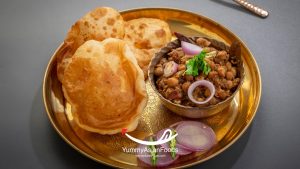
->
(156, 128, 192, 155)
(181, 41, 202, 55)
(169, 121, 184, 128)
(187, 80, 216, 104)
(175, 121, 217, 152)
(163, 61, 178, 77)
(136, 143, 152, 166)
(137, 140, 179, 167)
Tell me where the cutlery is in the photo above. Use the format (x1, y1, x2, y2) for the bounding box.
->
(233, 0, 269, 18)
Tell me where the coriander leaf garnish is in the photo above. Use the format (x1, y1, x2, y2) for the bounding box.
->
(169, 129, 177, 159)
(148, 137, 157, 166)
(185, 51, 211, 76)
(186, 58, 198, 76)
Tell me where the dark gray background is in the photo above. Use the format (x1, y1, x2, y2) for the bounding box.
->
(1, 0, 300, 168)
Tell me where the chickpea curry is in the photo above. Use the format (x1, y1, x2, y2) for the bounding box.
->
(153, 36, 242, 107)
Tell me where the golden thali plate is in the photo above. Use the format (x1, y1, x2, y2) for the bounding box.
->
(43, 8, 261, 168)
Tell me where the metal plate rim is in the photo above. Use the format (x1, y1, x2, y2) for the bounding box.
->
(42, 7, 262, 169)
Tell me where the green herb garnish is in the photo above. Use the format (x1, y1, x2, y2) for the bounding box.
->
(185, 51, 211, 76)
(169, 129, 177, 159)
(148, 137, 157, 166)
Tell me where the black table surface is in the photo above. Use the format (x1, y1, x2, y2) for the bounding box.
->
(1, 0, 300, 168)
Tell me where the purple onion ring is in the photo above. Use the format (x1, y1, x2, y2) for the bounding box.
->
(187, 80, 215, 104)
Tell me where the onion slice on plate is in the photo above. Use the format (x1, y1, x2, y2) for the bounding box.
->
(181, 41, 202, 55)
(137, 121, 217, 167)
(175, 121, 217, 152)
(169, 121, 184, 128)
(156, 128, 192, 155)
(188, 80, 215, 105)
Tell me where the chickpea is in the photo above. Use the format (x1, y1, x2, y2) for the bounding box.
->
(154, 66, 163, 76)
(195, 75, 204, 81)
(173, 100, 181, 104)
(168, 57, 174, 61)
(193, 86, 201, 94)
(170, 53, 182, 63)
(178, 64, 186, 71)
(204, 88, 211, 97)
(214, 63, 221, 71)
(176, 48, 185, 57)
(169, 48, 184, 57)
(165, 88, 174, 98)
(166, 77, 179, 87)
(209, 97, 218, 105)
(217, 66, 226, 78)
(226, 71, 234, 80)
(169, 50, 179, 58)
(203, 47, 216, 53)
(162, 77, 168, 82)
(226, 62, 232, 70)
(180, 56, 189, 64)
(233, 78, 240, 87)
(167, 87, 182, 100)
(196, 97, 204, 102)
(157, 77, 167, 89)
(185, 74, 194, 81)
(214, 57, 223, 64)
(196, 37, 211, 47)
(216, 88, 228, 100)
(231, 67, 237, 77)
(182, 81, 191, 93)
(207, 60, 215, 70)
(225, 80, 233, 89)
(217, 51, 228, 60)
(174, 70, 184, 78)
(208, 71, 218, 79)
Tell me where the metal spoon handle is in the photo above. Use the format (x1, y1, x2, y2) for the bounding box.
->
(233, 0, 269, 18)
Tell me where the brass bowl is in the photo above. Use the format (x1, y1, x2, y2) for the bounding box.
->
(149, 37, 245, 118)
